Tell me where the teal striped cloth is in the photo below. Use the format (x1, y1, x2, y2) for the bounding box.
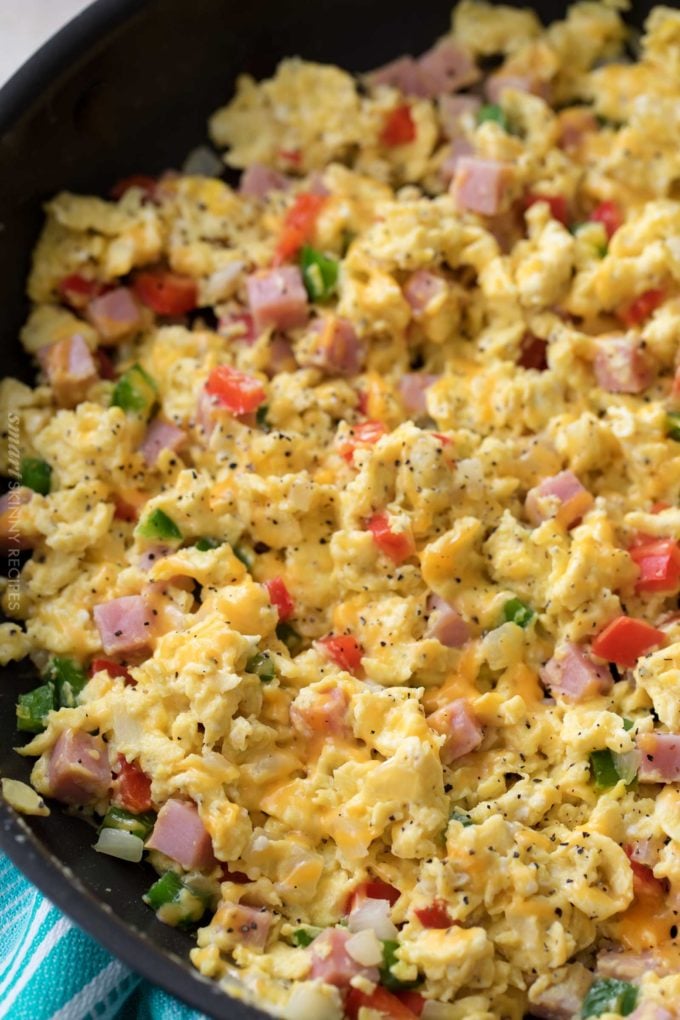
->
(0, 855, 208, 1020)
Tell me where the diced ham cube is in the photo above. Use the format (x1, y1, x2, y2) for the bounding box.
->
(87, 287, 143, 343)
(247, 267, 308, 333)
(366, 55, 426, 96)
(426, 594, 470, 648)
(529, 964, 593, 1020)
(418, 39, 480, 96)
(540, 643, 613, 702)
(214, 902, 272, 950)
(439, 94, 482, 139)
(427, 699, 483, 763)
(557, 108, 598, 151)
(308, 317, 365, 376)
(596, 949, 673, 981)
(290, 686, 349, 739)
(0, 486, 33, 551)
(146, 798, 216, 870)
(440, 137, 475, 185)
(594, 337, 653, 394)
(403, 270, 447, 316)
(138, 545, 171, 572)
(39, 334, 98, 408)
(140, 418, 187, 467)
(239, 163, 290, 198)
(309, 928, 380, 987)
(637, 732, 680, 783)
(399, 372, 439, 416)
(93, 595, 154, 655)
(452, 157, 514, 216)
(525, 470, 593, 529)
(47, 729, 111, 805)
(485, 73, 550, 104)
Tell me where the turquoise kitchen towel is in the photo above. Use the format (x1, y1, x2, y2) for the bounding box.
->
(0, 855, 208, 1020)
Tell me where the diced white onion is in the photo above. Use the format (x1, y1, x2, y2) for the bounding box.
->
(281, 981, 343, 1020)
(205, 261, 245, 302)
(614, 749, 639, 785)
(94, 827, 144, 863)
(347, 898, 398, 940)
(181, 145, 224, 177)
(345, 928, 383, 967)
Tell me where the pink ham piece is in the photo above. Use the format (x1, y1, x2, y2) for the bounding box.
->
(246, 266, 308, 333)
(140, 418, 186, 467)
(399, 372, 439, 416)
(403, 270, 447, 316)
(309, 928, 380, 987)
(594, 337, 653, 394)
(39, 334, 98, 408)
(637, 733, 680, 783)
(485, 73, 550, 104)
(452, 157, 515, 216)
(439, 94, 481, 139)
(525, 470, 593, 529)
(146, 799, 216, 870)
(427, 699, 483, 764)
(308, 317, 365, 377)
(290, 686, 349, 739)
(0, 486, 33, 551)
(426, 594, 470, 648)
(540, 643, 613, 703)
(239, 163, 290, 198)
(597, 949, 676, 981)
(440, 137, 475, 185)
(529, 965, 593, 1020)
(366, 55, 427, 96)
(218, 903, 272, 950)
(87, 287, 143, 343)
(138, 545, 171, 572)
(93, 595, 154, 656)
(266, 335, 297, 377)
(48, 729, 111, 805)
(418, 39, 480, 96)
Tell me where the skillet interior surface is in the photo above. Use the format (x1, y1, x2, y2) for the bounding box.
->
(0, 0, 657, 1015)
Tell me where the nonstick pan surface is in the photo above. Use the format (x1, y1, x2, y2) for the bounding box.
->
(0, 1, 657, 1015)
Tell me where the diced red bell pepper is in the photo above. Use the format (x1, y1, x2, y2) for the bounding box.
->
(618, 288, 665, 328)
(395, 992, 426, 1017)
(624, 846, 667, 900)
(346, 986, 421, 1020)
(380, 104, 417, 147)
(110, 174, 158, 201)
(523, 193, 569, 226)
(591, 200, 623, 239)
(273, 192, 327, 264)
(356, 390, 369, 415)
(95, 348, 117, 381)
(651, 501, 671, 514)
(338, 420, 387, 462)
(114, 755, 153, 813)
(264, 576, 295, 622)
(346, 878, 401, 914)
(57, 273, 105, 310)
(366, 511, 415, 565)
(277, 149, 302, 166)
(90, 658, 134, 685)
(112, 494, 140, 522)
(592, 615, 666, 668)
(629, 539, 680, 593)
(517, 334, 548, 371)
(205, 365, 266, 415)
(318, 634, 363, 674)
(414, 900, 455, 929)
(133, 270, 198, 316)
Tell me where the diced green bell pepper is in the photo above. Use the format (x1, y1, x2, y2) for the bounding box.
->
(195, 537, 222, 552)
(20, 457, 52, 496)
(300, 246, 339, 302)
(502, 597, 534, 628)
(101, 805, 156, 842)
(477, 103, 509, 130)
(581, 977, 638, 1018)
(143, 871, 208, 929)
(379, 940, 421, 992)
(111, 364, 157, 418)
(45, 657, 88, 708)
(136, 508, 182, 542)
(666, 411, 680, 442)
(16, 683, 55, 733)
(245, 651, 276, 683)
(276, 621, 303, 656)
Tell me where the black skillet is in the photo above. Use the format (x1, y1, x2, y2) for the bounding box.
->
(0, 1, 657, 1015)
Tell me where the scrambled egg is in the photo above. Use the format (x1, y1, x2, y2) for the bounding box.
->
(3, 4, 680, 1018)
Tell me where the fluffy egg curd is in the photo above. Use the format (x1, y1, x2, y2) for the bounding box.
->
(4, 3, 680, 1018)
